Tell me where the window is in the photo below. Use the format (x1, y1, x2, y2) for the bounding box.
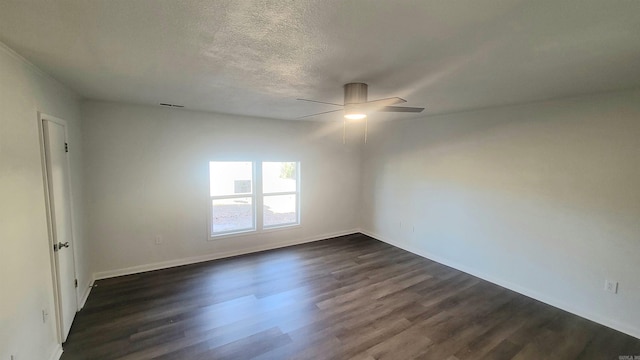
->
(262, 162, 299, 228)
(209, 161, 300, 238)
(209, 162, 255, 235)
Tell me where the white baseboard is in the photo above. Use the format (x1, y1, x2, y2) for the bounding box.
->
(94, 229, 360, 280)
(78, 279, 94, 309)
(359, 229, 640, 340)
(48, 344, 63, 360)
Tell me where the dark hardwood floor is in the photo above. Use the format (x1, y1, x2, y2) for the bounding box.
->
(62, 233, 640, 360)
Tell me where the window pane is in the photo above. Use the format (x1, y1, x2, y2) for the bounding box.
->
(212, 197, 254, 234)
(263, 162, 297, 193)
(264, 194, 297, 227)
(210, 162, 253, 196)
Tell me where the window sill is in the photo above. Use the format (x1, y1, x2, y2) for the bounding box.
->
(208, 223, 300, 241)
(262, 222, 300, 233)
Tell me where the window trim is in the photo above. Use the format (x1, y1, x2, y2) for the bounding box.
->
(207, 161, 300, 240)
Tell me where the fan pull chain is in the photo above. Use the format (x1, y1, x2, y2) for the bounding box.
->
(342, 117, 346, 144)
(364, 117, 368, 144)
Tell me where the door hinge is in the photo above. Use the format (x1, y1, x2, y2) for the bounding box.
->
(65, 142, 69, 153)
(53, 243, 58, 252)
(75, 279, 78, 288)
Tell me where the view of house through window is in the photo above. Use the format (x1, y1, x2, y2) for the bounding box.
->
(209, 161, 299, 237)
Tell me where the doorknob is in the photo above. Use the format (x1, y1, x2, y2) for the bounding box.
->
(57, 242, 70, 249)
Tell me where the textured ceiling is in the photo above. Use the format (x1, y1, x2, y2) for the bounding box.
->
(1, 0, 639, 121)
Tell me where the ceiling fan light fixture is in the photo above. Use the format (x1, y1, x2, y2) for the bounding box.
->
(297, 82, 424, 124)
(344, 113, 367, 120)
(344, 101, 367, 120)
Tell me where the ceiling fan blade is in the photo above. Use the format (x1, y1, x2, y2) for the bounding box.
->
(297, 98, 344, 107)
(365, 97, 406, 106)
(377, 106, 425, 113)
(361, 97, 407, 112)
(297, 109, 343, 119)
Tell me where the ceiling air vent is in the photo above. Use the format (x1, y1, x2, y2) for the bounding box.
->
(160, 103, 184, 108)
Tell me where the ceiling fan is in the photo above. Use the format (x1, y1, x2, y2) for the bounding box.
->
(297, 83, 424, 143)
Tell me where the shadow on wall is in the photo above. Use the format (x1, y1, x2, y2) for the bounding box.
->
(367, 92, 639, 223)
(362, 91, 640, 335)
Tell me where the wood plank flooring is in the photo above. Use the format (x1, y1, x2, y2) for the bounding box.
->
(61, 233, 640, 359)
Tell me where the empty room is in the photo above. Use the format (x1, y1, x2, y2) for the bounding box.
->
(1, 1, 640, 359)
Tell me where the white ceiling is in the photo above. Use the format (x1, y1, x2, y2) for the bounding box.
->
(1, 0, 639, 121)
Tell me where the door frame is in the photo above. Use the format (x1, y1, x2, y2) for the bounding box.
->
(37, 111, 80, 344)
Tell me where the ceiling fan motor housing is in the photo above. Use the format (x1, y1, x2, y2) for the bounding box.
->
(344, 83, 368, 104)
(344, 83, 368, 116)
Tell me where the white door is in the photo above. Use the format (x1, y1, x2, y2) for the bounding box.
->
(42, 118, 78, 342)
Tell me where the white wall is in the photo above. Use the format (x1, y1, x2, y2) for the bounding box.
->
(0, 43, 87, 360)
(361, 90, 640, 338)
(82, 101, 362, 278)
(4, 37, 636, 360)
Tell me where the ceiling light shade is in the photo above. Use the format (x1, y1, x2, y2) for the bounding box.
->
(344, 103, 366, 120)
(344, 112, 366, 120)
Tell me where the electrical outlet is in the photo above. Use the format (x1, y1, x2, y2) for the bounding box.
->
(42, 309, 48, 323)
(604, 280, 618, 294)
(155, 235, 163, 245)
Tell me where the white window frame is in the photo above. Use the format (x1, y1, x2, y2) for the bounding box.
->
(208, 161, 256, 237)
(208, 161, 300, 240)
(261, 162, 300, 230)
